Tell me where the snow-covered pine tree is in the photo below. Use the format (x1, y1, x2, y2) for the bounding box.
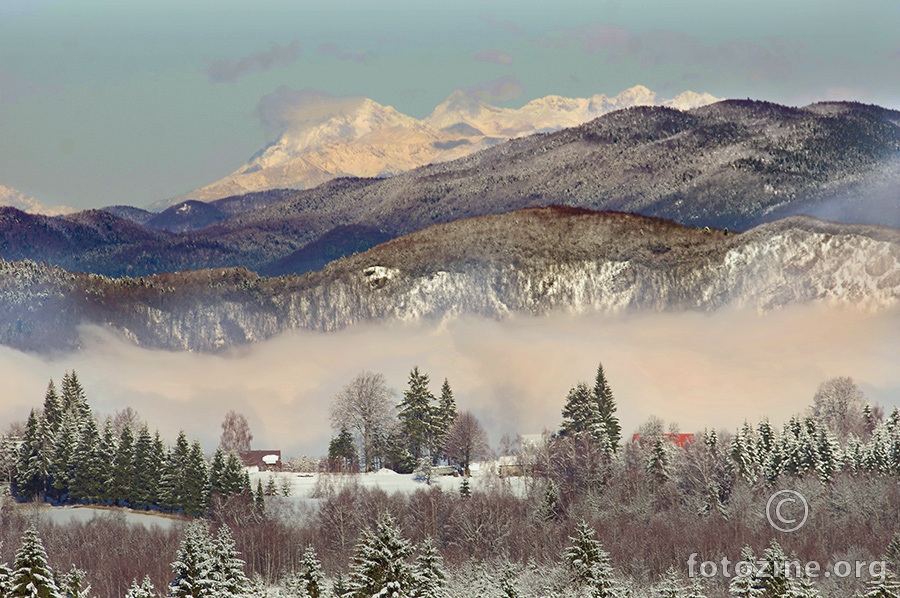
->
(124, 576, 157, 598)
(183, 440, 210, 517)
(345, 513, 414, 598)
(398, 367, 437, 461)
(864, 573, 900, 598)
(730, 421, 759, 483)
(95, 419, 117, 504)
(15, 410, 50, 500)
(434, 378, 458, 460)
(646, 435, 670, 486)
(652, 566, 685, 598)
(131, 425, 158, 509)
(41, 381, 64, 436)
(536, 479, 561, 522)
(170, 520, 216, 598)
(10, 527, 64, 598)
(160, 431, 191, 512)
(413, 538, 446, 598)
(293, 545, 325, 598)
(59, 564, 90, 598)
(685, 577, 707, 598)
(459, 477, 471, 498)
(814, 427, 842, 483)
(254, 480, 265, 515)
(0, 543, 13, 597)
(49, 413, 79, 502)
(221, 451, 248, 497)
(559, 383, 604, 440)
(592, 363, 621, 452)
(209, 448, 226, 498)
(211, 524, 249, 597)
(112, 423, 135, 506)
(69, 417, 103, 503)
(728, 546, 764, 598)
(563, 520, 617, 598)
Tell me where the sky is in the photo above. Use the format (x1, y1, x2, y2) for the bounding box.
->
(0, 0, 898, 210)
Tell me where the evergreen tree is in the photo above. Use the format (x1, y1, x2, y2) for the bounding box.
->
(209, 448, 227, 498)
(69, 418, 103, 503)
(345, 513, 414, 598)
(131, 425, 159, 509)
(221, 451, 247, 498)
(646, 435, 670, 486)
(865, 574, 900, 598)
(60, 371, 90, 426)
(434, 379, 457, 460)
(10, 527, 63, 598)
(328, 428, 357, 472)
(653, 566, 685, 598)
(559, 383, 604, 440)
(124, 576, 157, 598)
(563, 520, 617, 598)
(211, 524, 248, 597)
(170, 520, 215, 598)
(0, 543, 13, 597)
(413, 538, 446, 598)
(294, 546, 325, 598)
(728, 547, 764, 598)
(96, 420, 117, 503)
(41, 381, 63, 439)
(59, 564, 90, 598)
(15, 410, 50, 500)
(459, 477, 471, 498)
(183, 440, 210, 517)
(160, 431, 191, 512)
(536, 479, 561, 522)
(814, 427, 842, 483)
(686, 577, 708, 598)
(397, 367, 437, 461)
(49, 413, 79, 502)
(592, 363, 621, 452)
(254, 480, 265, 515)
(731, 421, 760, 483)
(112, 423, 136, 506)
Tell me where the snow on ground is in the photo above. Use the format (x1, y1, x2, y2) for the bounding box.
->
(10, 503, 181, 530)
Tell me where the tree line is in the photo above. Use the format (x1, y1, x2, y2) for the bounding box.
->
(5, 371, 254, 516)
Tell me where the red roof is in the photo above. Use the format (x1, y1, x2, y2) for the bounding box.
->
(632, 433, 695, 448)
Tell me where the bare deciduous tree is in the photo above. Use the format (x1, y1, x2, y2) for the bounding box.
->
(812, 376, 867, 439)
(220, 410, 253, 453)
(112, 407, 143, 437)
(329, 371, 397, 473)
(444, 411, 489, 477)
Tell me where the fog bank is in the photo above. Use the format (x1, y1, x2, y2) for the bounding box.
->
(0, 305, 897, 458)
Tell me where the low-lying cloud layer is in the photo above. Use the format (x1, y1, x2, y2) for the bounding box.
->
(1, 306, 897, 459)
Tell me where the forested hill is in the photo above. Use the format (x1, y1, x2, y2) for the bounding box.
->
(1, 207, 897, 353)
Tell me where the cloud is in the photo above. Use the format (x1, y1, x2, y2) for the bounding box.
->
(479, 14, 526, 39)
(316, 43, 370, 65)
(535, 23, 802, 83)
(204, 41, 302, 84)
(474, 50, 515, 66)
(459, 75, 524, 103)
(1, 307, 897, 460)
(254, 87, 367, 136)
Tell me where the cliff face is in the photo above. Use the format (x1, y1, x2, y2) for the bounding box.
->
(2, 209, 897, 353)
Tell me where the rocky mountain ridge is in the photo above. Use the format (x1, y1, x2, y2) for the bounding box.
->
(1, 207, 897, 353)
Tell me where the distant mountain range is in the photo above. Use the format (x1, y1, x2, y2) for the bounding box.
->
(166, 86, 719, 207)
(1, 207, 897, 352)
(0, 184, 76, 216)
(1, 99, 897, 279)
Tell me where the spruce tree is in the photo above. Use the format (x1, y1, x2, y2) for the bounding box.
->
(112, 423, 136, 506)
(865, 574, 900, 598)
(346, 513, 414, 598)
(294, 545, 325, 598)
(131, 425, 158, 509)
(559, 383, 604, 440)
(95, 420, 117, 504)
(60, 564, 90, 598)
(170, 520, 215, 598)
(563, 520, 617, 598)
(15, 410, 50, 500)
(209, 448, 226, 498)
(124, 576, 157, 598)
(328, 428, 357, 471)
(183, 440, 210, 517)
(398, 367, 437, 461)
(10, 527, 63, 598)
(653, 566, 685, 598)
(434, 379, 457, 460)
(221, 451, 247, 497)
(646, 435, 670, 486)
(160, 431, 191, 512)
(41, 381, 63, 438)
(50, 414, 79, 503)
(211, 525, 248, 597)
(413, 538, 446, 598)
(60, 371, 90, 426)
(686, 577, 708, 598)
(592, 363, 621, 452)
(69, 418, 103, 503)
(728, 547, 764, 598)
(0, 543, 13, 597)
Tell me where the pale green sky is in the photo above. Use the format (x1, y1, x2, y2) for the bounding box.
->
(1, 0, 898, 209)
